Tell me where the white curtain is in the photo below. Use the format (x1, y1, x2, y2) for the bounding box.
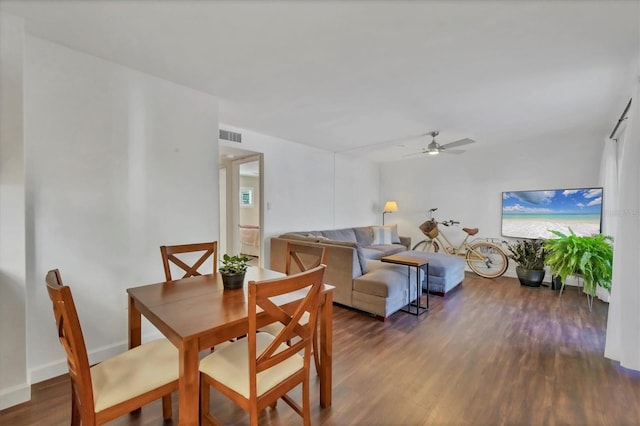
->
(605, 90, 640, 371)
(596, 138, 619, 302)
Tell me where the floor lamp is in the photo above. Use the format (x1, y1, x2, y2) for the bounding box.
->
(382, 201, 398, 225)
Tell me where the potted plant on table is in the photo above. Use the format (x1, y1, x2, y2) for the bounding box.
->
(219, 254, 250, 290)
(506, 239, 548, 287)
(543, 229, 613, 298)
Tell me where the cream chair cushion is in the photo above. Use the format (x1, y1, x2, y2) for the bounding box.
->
(199, 332, 303, 399)
(90, 339, 179, 412)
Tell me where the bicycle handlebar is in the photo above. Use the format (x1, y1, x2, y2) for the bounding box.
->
(426, 209, 460, 227)
(439, 220, 460, 227)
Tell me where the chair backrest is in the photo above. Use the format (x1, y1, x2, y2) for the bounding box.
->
(285, 242, 328, 275)
(45, 269, 95, 421)
(160, 241, 218, 280)
(248, 265, 325, 386)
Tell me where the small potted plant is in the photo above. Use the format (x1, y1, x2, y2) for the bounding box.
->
(506, 239, 548, 287)
(219, 254, 250, 290)
(544, 229, 613, 297)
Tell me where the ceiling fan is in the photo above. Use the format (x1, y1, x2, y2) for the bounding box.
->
(403, 131, 475, 157)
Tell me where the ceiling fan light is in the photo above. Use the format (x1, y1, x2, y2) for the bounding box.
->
(427, 140, 439, 155)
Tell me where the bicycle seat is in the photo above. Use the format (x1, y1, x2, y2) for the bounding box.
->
(463, 227, 479, 236)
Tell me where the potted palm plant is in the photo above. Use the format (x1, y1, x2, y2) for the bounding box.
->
(506, 239, 548, 287)
(219, 254, 250, 290)
(543, 229, 613, 296)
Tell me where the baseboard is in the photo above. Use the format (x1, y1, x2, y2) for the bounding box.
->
(0, 382, 30, 411)
(29, 357, 70, 385)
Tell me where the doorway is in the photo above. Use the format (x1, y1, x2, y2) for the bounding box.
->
(218, 149, 263, 266)
(236, 158, 261, 261)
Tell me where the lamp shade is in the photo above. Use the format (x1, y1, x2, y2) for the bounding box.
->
(383, 201, 398, 213)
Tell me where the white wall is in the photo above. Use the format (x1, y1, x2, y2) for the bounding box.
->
(380, 131, 603, 276)
(23, 36, 219, 382)
(334, 154, 381, 228)
(0, 14, 29, 410)
(220, 126, 380, 266)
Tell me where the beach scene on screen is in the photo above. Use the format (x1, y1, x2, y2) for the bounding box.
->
(502, 188, 602, 239)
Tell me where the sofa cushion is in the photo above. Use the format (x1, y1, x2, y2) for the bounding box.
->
(363, 244, 406, 257)
(353, 226, 374, 247)
(354, 261, 422, 298)
(361, 247, 385, 260)
(321, 228, 357, 243)
(353, 266, 405, 298)
(322, 239, 368, 274)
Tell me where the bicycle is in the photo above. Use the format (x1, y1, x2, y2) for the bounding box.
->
(412, 208, 509, 278)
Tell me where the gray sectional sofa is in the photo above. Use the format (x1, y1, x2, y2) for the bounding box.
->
(270, 225, 423, 319)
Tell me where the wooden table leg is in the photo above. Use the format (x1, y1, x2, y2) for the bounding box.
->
(128, 295, 141, 349)
(319, 291, 333, 408)
(178, 339, 200, 426)
(128, 295, 143, 415)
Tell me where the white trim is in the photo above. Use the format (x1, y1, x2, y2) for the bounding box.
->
(0, 383, 30, 411)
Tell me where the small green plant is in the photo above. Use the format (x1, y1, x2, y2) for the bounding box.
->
(219, 254, 250, 275)
(544, 229, 613, 296)
(506, 239, 548, 270)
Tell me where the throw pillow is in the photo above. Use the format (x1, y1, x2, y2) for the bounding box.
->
(387, 224, 401, 244)
(371, 225, 401, 246)
(372, 226, 392, 245)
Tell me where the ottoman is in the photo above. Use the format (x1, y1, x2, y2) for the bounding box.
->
(390, 251, 466, 296)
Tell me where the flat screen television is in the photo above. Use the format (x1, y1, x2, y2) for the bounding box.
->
(501, 187, 603, 239)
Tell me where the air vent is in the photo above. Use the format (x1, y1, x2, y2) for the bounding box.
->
(219, 129, 242, 143)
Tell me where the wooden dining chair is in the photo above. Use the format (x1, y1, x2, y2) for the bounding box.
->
(160, 241, 217, 280)
(259, 242, 327, 374)
(45, 269, 179, 426)
(199, 265, 326, 426)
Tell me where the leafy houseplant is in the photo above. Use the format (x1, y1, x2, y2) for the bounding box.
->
(506, 239, 548, 287)
(219, 254, 250, 290)
(543, 229, 613, 296)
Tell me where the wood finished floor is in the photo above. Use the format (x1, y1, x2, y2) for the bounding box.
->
(3, 273, 640, 425)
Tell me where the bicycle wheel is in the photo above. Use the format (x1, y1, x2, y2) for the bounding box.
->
(466, 242, 508, 278)
(412, 240, 439, 253)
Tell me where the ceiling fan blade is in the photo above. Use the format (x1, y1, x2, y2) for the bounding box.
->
(337, 132, 432, 154)
(440, 138, 475, 149)
(388, 132, 432, 146)
(402, 151, 426, 158)
(441, 149, 465, 155)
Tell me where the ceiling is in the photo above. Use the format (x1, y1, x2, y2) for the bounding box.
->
(1, 0, 638, 162)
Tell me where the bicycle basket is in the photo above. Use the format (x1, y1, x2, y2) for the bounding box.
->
(419, 220, 439, 238)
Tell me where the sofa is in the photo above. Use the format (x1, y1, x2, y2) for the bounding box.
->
(270, 225, 424, 319)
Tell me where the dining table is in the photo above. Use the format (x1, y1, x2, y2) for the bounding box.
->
(127, 267, 334, 426)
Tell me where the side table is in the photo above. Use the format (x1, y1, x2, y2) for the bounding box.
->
(381, 254, 429, 315)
